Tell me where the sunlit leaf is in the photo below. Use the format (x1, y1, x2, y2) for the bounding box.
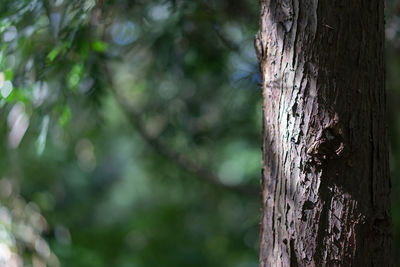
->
(67, 63, 84, 90)
(47, 42, 71, 62)
(6, 87, 29, 103)
(91, 40, 109, 53)
(0, 21, 12, 33)
(58, 105, 71, 128)
(4, 68, 13, 81)
(36, 115, 50, 155)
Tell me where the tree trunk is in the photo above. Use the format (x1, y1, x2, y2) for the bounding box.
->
(257, 1, 392, 266)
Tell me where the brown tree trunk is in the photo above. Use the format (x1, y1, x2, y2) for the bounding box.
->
(256, 1, 392, 266)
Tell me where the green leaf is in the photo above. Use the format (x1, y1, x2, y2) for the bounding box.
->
(58, 105, 71, 128)
(47, 42, 71, 62)
(91, 40, 109, 53)
(4, 68, 13, 81)
(5, 87, 30, 103)
(67, 63, 84, 90)
(0, 21, 12, 33)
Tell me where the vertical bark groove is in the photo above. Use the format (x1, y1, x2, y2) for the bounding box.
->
(258, 0, 392, 266)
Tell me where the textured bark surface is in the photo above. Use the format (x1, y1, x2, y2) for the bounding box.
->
(257, 1, 392, 266)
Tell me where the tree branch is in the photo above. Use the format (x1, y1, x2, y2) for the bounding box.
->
(100, 63, 259, 196)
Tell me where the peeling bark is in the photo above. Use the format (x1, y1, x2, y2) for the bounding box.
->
(257, 1, 392, 266)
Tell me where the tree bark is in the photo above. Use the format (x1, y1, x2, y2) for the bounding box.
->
(257, 1, 392, 266)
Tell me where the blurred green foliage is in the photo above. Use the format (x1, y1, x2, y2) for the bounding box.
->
(0, 0, 400, 266)
(0, 0, 261, 266)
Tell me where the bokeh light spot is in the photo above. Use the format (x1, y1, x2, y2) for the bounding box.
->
(1, 80, 13, 99)
(148, 4, 171, 21)
(111, 21, 139, 46)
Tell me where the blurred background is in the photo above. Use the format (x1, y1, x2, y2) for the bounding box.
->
(0, 0, 398, 266)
